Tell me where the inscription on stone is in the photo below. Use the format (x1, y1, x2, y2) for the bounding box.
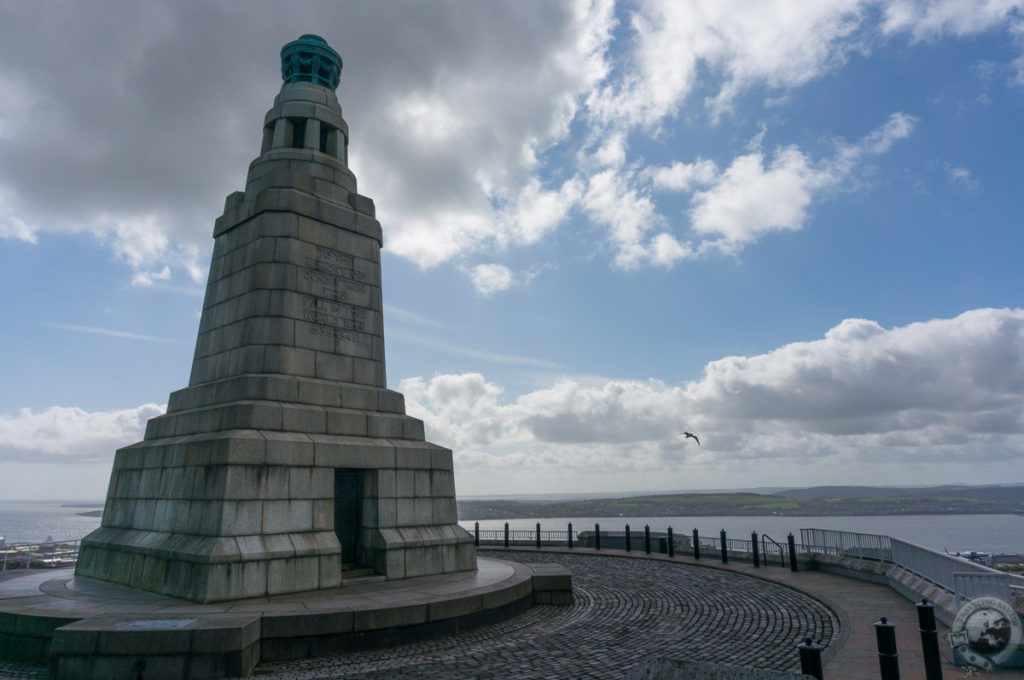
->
(301, 245, 372, 342)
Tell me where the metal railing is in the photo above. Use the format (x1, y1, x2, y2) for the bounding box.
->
(800, 528, 1024, 612)
(953, 572, 1019, 609)
(800, 528, 892, 561)
(475, 526, 580, 547)
(761, 534, 789, 567)
(890, 537, 1024, 601)
(473, 523, 810, 569)
(0, 538, 81, 574)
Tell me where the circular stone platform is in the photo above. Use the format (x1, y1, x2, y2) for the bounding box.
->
(236, 550, 839, 679)
(0, 558, 536, 680)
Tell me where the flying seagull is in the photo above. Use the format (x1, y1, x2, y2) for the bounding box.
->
(683, 432, 700, 446)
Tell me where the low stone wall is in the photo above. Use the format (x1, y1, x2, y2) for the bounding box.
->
(810, 553, 1024, 627)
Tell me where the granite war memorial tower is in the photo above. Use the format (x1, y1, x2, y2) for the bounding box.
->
(76, 35, 476, 603)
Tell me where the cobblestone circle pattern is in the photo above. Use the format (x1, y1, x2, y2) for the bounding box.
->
(0, 551, 839, 680)
(250, 551, 838, 679)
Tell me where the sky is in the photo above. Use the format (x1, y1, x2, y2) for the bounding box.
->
(1, 0, 1023, 501)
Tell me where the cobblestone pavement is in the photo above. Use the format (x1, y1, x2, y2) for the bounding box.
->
(245, 551, 837, 679)
(0, 660, 44, 680)
(0, 551, 837, 680)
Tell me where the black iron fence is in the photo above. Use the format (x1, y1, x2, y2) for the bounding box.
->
(471, 521, 811, 569)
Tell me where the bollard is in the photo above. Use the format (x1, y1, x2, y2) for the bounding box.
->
(752, 531, 760, 568)
(595, 523, 601, 550)
(720, 529, 728, 564)
(693, 528, 701, 560)
(916, 599, 943, 680)
(625, 524, 632, 552)
(644, 525, 651, 554)
(568, 522, 573, 549)
(798, 637, 824, 680)
(536, 522, 541, 549)
(788, 533, 798, 572)
(667, 527, 674, 557)
(504, 521, 509, 548)
(474, 521, 480, 547)
(874, 617, 900, 680)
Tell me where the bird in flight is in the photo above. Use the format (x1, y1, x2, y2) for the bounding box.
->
(683, 432, 700, 446)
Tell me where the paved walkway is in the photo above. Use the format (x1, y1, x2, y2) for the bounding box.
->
(242, 549, 837, 679)
(2, 548, 1018, 679)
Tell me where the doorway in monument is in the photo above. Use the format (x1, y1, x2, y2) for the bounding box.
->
(333, 469, 364, 567)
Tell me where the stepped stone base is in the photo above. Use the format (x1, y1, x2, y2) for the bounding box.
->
(76, 372, 475, 603)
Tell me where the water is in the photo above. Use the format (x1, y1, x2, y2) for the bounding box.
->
(459, 514, 1024, 555)
(1, 501, 1019, 555)
(0, 500, 103, 543)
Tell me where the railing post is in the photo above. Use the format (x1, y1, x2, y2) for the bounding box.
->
(536, 522, 541, 549)
(788, 533, 798, 572)
(720, 529, 728, 564)
(595, 523, 601, 550)
(752, 532, 760, 567)
(568, 522, 573, 549)
(625, 524, 632, 552)
(874, 617, 900, 680)
(667, 527, 674, 557)
(474, 522, 479, 547)
(504, 521, 509, 548)
(916, 599, 943, 680)
(644, 525, 651, 554)
(693, 528, 700, 560)
(798, 637, 824, 680)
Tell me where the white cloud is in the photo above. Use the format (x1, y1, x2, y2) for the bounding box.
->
(506, 178, 584, 246)
(358, 1, 615, 268)
(838, 111, 918, 162)
(648, 159, 719, 193)
(470, 263, 515, 296)
(0, 1, 1015, 287)
(404, 308, 1024, 490)
(689, 113, 916, 249)
(882, 0, 1024, 41)
(593, 132, 629, 168)
(9, 307, 1021, 492)
(690, 146, 827, 246)
(0, 215, 36, 244)
(588, 0, 866, 127)
(0, 403, 165, 464)
(945, 163, 980, 192)
(0, 187, 37, 243)
(581, 168, 667, 269)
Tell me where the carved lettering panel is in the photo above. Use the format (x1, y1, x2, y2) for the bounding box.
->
(299, 245, 377, 344)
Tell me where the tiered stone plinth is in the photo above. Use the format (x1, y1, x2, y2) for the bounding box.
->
(76, 57, 475, 603)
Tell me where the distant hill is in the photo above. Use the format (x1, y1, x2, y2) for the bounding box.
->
(776, 485, 1024, 502)
(456, 485, 1024, 520)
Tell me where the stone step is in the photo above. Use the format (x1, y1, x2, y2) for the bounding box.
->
(168, 374, 406, 413)
(342, 568, 385, 585)
(145, 400, 424, 441)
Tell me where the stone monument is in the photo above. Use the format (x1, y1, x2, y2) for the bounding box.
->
(75, 35, 476, 603)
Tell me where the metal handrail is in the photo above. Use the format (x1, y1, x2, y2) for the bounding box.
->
(761, 534, 787, 567)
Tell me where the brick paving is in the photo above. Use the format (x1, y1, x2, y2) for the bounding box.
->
(234, 550, 837, 679)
